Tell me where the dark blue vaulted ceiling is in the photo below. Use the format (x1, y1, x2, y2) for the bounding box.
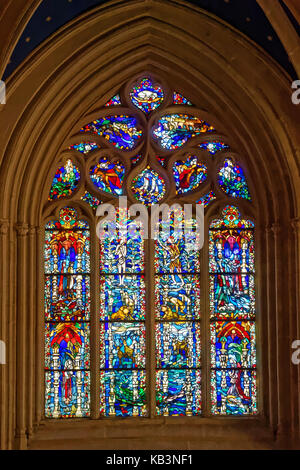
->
(3, 0, 299, 81)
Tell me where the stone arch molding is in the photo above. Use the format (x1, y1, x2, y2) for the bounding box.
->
(0, 0, 299, 450)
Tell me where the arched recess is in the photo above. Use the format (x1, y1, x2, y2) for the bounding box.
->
(0, 0, 299, 450)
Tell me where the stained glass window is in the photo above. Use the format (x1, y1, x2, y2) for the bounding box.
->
(198, 141, 229, 155)
(45, 207, 90, 418)
(209, 206, 257, 415)
(105, 94, 122, 107)
(218, 158, 251, 200)
(130, 77, 164, 113)
(69, 142, 99, 154)
(153, 114, 214, 150)
(197, 190, 217, 207)
(80, 115, 143, 150)
(155, 214, 202, 415)
(49, 160, 80, 201)
(99, 210, 147, 417)
(173, 92, 192, 106)
(131, 166, 166, 205)
(44, 76, 257, 422)
(173, 156, 207, 194)
(90, 157, 125, 195)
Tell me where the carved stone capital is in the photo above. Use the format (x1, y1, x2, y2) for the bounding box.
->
(271, 222, 281, 236)
(15, 223, 29, 237)
(291, 218, 300, 234)
(0, 219, 9, 235)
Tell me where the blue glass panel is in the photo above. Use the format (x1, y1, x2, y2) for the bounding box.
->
(131, 166, 166, 205)
(100, 322, 146, 370)
(156, 322, 201, 368)
(218, 159, 251, 200)
(156, 369, 201, 416)
(198, 141, 229, 155)
(80, 115, 142, 150)
(210, 274, 255, 319)
(69, 142, 98, 154)
(211, 369, 257, 415)
(100, 370, 147, 417)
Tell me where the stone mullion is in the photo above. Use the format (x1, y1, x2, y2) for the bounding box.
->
(15, 223, 29, 449)
(265, 225, 278, 434)
(0, 219, 9, 449)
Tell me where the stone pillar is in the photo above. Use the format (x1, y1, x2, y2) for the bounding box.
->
(271, 222, 291, 442)
(290, 218, 300, 443)
(15, 223, 29, 450)
(0, 219, 9, 450)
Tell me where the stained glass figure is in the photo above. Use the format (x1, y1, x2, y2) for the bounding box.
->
(210, 207, 256, 415)
(80, 115, 142, 150)
(100, 275, 145, 321)
(45, 322, 90, 370)
(69, 142, 98, 154)
(130, 77, 164, 113)
(152, 114, 214, 150)
(131, 166, 166, 205)
(100, 370, 147, 417)
(100, 211, 147, 416)
(156, 322, 201, 368)
(173, 156, 207, 194)
(81, 191, 101, 211)
(100, 216, 144, 274)
(45, 371, 90, 418)
(90, 157, 125, 195)
(198, 141, 229, 155)
(211, 369, 257, 415)
(218, 158, 251, 200)
(210, 274, 255, 319)
(209, 229, 254, 273)
(155, 228, 201, 274)
(105, 94, 122, 107)
(45, 208, 90, 418)
(156, 370, 201, 416)
(196, 190, 217, 207)
(45, 274, 90, 322)
(210, 321, 256, 369)
(100, 322, 146, 369)
(49, 159, 80, 200)
(155, 214, 201, 415)
(155, 275, 200, 321)
(173, 92, 192, 106)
